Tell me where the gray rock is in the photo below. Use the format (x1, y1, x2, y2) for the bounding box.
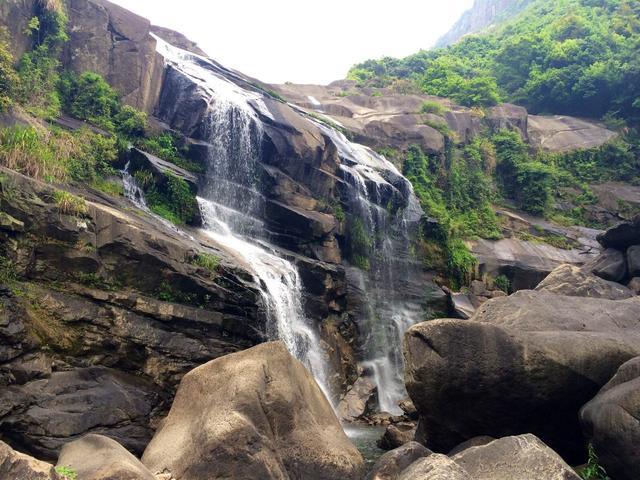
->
(528, 115, 617, 152)
(450, 292, 475, 319)
(628, 245, 640, 277)
(536, 264, 633, 299)
(629, 277, 640, 295)
(57, 434, 155, 480)
(452, 434, 580, 480)
(365, 441, 431, 480)
(337, 376, 377, 422)
(378, 423, 417, 450)
(0, 441, 60, 479)
(0, 367, 160, 460)
(584, 248, 628, 282)
(597, 215, 640, 250)
(447, 436, 495, 456)
(404, 291, 640, 461)
(580, 357, 640, 480)
(142, 342, 364, 480)
(398, 454, 472, 480)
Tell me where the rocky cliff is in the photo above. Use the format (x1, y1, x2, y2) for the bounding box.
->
(434, 0, 533, 48)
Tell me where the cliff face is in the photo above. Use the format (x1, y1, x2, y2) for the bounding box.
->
(434, 0, 532, 48)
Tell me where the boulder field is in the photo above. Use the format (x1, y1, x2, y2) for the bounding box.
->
(403, 216, 640, 477)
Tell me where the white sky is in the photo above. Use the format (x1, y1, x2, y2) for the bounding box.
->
(109, 0, 475, 85)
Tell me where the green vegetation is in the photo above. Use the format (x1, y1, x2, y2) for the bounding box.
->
(137, 133, 203, 173)
(0, 255, 17, 285)
(493, 274, 511, 293)
(419, 100, 446, 115)
(0, 126, 118, 183)
(580, 444, 610, 480)
(55, 466, 77, 480)
(348, 0, 640, 120)
(0, 29, 19, 111)
(348, 217, 372, 270)
(192, 252, 220, 278)
(53, 190, 88, 217)
(141, 173, 199, 225)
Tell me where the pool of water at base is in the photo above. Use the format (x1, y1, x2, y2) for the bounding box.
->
(344, 424, 386, 470)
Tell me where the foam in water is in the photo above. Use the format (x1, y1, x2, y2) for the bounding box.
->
(151, 35, 332, 400)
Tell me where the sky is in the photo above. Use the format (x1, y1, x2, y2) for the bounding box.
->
(109, 0, 475, 85)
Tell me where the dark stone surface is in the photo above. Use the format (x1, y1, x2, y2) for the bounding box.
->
(597, 215, 640, 250)
(580, 357, 640, 480)
(627, 245, 640, 278)
(584, 248, 628, 282)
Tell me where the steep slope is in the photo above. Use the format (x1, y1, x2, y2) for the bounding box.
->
(434, 0, 533, 48)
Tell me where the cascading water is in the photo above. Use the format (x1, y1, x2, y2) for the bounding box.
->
(313, 121, 425, 414)
(149, 35, 331, 398)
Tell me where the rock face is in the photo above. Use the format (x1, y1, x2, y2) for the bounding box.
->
(527, 115, 617, 152)
(451, 434, 580, 480)
(398, 454, 472, 480)
(142, 342, 364, 480)
(0, 440, 61, 480)
(0, 167, 266, 458)
(57, 434, 155, 480)
(597, 214, 640, 250)
(535, 264, 634, 299)
(378, 423, 417, 450)
(365, 441, 431, 480)
(404, 291, 640, 460)
(580, 357, 640, 480)
(337, 376, 377, 422)
(584, 248, 628, 282)
(434, 0, 533, 47)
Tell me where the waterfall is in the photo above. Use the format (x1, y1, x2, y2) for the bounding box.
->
(313, 121, 425, 414)
(150, 35, 331, 399)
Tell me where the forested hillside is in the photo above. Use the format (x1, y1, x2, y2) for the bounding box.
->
(349, 0, 640, 123)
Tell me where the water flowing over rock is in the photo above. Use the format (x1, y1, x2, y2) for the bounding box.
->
(142, 342, 364, 480)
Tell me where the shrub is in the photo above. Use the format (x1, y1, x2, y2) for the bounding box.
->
(114, 105, 147, 137)
(192, 253, 220, 278)
(64, 72, 119, 129)
(419, 100, 445, 115)
(138, 133, 202, 172)
(54, 190, 88, 217)
(493, 274, 511, 293)
(0, 29, 19, 112)
(143, 172, 199, 225)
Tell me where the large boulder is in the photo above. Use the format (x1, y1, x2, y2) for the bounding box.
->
(56, 434, 155, 480)
(142, 342, 364, 480)
(597, 215, 640, 250)
(365, 441, 431, 480)
(378, 423, 417, 450)
(398, 454, 471, 480)
(0, 440, 61, 480)
(404, 291, 640, 461)
(580, 357, 640, 480)
(535, 264, 633, 299)
(337, 376, 377, 422)
(584, 248, 628, 282)
(451, 434, 580, 480)
(527, 115, 616, 152)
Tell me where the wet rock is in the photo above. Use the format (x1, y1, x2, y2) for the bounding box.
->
(0, 367, 161, 460)
(452, 434, 580, 480)
(580, 357, 640, 480)
(447, 436, 495, 456)
(57, 434, 155, 480)
(597, 215, 640, 250)
(398, 454, 471, 480)
(377, 422, 417, 450)
(628, 245, 640, 277)
(142, 342, 364, 480)
(0, 440, 61, 480)
(365, 441, 431, 480)
(536, 264, 633, 299)
(584, 248, 628, 282)
(337, 376, 377, 422)
(404, 291, 640, 461)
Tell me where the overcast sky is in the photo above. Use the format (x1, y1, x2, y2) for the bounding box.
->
(109, 0, 475, 85)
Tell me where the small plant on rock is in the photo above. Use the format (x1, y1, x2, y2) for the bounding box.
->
(192, 252, 220, 278)
(53, 190, 88, 217)
(55, 466, 77, 480)
(580, 444, 610, 480)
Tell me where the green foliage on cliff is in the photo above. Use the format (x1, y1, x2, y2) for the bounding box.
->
(0, 125, 118, 184)
(141, 173, 199, 225)
(348, 0, 640, 121)
(137, 133, 203, 173)
(0, 29, 19, 111)
(16, 0, 68, 117)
